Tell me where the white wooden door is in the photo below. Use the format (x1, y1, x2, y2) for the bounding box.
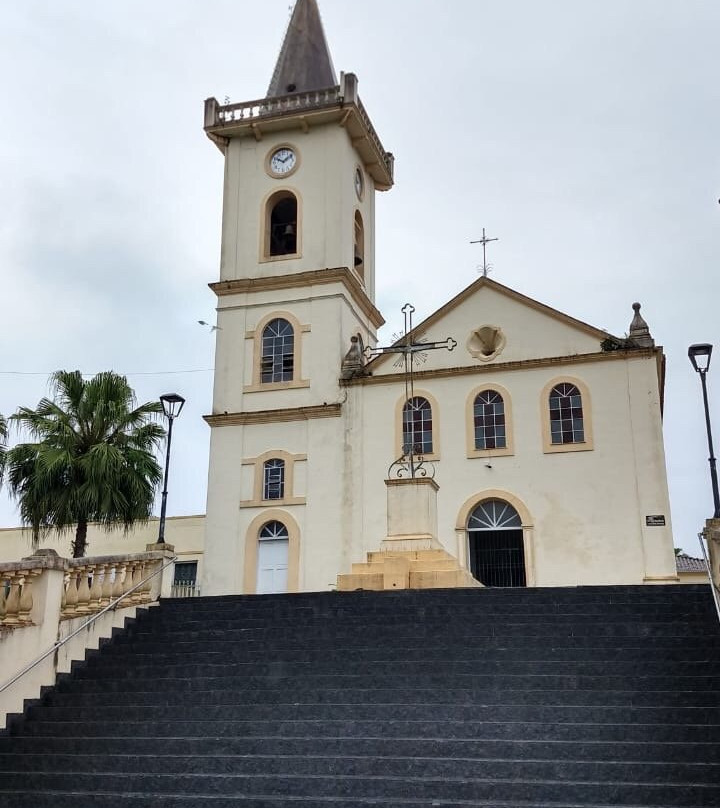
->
(257, 538, 289, 594)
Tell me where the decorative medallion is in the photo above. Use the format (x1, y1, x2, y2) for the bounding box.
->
(467, 325, 506, 362)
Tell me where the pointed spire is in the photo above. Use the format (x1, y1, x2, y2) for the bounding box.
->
(628, 302, 655, 348)
(267, 0, 337, 97)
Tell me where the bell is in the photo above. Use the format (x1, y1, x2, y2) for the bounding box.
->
(283, 223, 295, 237)
(354, 250, 363, 267)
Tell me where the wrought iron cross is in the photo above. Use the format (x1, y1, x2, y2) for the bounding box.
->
(470, 228, 499, 277)
(364, 303, 457, 478)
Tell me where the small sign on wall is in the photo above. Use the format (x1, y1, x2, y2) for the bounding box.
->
(645, 515, 666, 527)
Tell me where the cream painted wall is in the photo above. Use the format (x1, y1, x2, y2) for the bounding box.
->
(371, 282, 606, 376)
(220, 124, 375, 298)
(351, 352, 676, 588)
(0, 515, 205, 572)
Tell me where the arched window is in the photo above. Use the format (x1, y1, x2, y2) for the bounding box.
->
(263, 459, 285, 500)
(259, 520, 289, 541)
(261, 318, 294, 383)
(402, 396, 433, 455)
(474, 390, 506, 450)
(549, 383, 584, 444)
(267, 192, 298, 256)
(354, 211, 365, 280)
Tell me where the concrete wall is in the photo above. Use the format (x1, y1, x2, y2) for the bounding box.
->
(0, 515, 205, 574)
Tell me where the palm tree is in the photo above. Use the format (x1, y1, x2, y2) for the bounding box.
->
(4, 371, 166, 558)
(0, 413, 7, 481)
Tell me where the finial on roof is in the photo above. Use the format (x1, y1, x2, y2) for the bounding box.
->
(267, 0, 337, 98)
(628, 302, 655, 348)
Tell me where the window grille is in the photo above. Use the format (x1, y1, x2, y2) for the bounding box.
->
(549, 383, 584, 444)
(171, 561, 199, 598)
(261, 318, 294, 383)
(468, 500, 525, 587)
(259, 521, 289, 541)
(402, 396, 433, 454)
(468, 499, 522, 530)
(474, 390, 506, 450)
(263, 459, 285, 500)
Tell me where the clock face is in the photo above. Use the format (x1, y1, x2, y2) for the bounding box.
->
(269, 147, 297, 176)
(354, 167, 364, 199)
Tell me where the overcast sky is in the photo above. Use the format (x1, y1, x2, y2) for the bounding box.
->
(1, 0, 718, 555)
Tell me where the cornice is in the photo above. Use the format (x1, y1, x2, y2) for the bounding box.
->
(209, 266, 385, 329)
(204, 403, 342, 427)
(344, 347, 662, 387)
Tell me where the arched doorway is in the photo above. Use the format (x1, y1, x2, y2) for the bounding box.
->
(468, 499, 526, 587)
(257, 520, 289, 594)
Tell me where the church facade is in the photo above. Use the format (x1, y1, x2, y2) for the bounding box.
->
(200, 0, 678, 596)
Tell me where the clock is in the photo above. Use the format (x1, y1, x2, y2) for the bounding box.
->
(268, 146, 297, 177)
(354, 167, 364, 199)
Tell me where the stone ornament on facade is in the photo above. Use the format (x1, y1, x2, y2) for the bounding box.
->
(467, 325, 506, 362)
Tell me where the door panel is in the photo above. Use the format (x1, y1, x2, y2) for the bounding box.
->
(257, 538, 289, 594)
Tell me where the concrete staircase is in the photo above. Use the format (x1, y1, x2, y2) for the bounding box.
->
(1, 585, 720, 806)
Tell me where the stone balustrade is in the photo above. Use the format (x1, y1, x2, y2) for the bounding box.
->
(204, 73, 394, 186)
(0, 562, 43, 629)
(0, 546, 176, 730)
(213, 86, 342, 125)
(0, 549, 171, 631)
(60, 554, 162, 621)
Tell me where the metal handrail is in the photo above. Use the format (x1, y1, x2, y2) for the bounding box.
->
(0, 555, 176, 695)
(698, 531, 720, 623)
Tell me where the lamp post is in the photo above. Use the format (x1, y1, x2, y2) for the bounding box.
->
(689, 344, 720, 519)
(158, 393, 185, 545)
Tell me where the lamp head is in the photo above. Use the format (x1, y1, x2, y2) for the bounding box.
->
(160, 392, 186, 419)
(689, 343, 713, 373)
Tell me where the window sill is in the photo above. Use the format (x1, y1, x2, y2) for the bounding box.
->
(244, 380, 310, 393)
(467, 447, 514, 459)
(259, 252, 303, 263)
(239, 497, 306, 509)
(543, 441, 594, 454)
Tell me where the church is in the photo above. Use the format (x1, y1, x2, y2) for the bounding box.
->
(199, 0, 678, 597)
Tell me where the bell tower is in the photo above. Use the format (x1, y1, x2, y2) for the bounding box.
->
(201, 0, 394, 596)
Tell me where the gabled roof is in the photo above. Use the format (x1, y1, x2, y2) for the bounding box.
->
(367, 275, 616, 372)
(267, 0, 337, 98)
(676, 554, 706, 573)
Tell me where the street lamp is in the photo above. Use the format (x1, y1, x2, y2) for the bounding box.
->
(158, 393, 186, 544)
(688, 344, 720, 519)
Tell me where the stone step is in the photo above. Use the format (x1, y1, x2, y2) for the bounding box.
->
(0, 753, 716, 783)
(16, 718, 720, 742)
(29, 702, 720, 725)
(0, 771, 718, 806)
(43, 686, 720, 709)
(3, 735, 719, 763)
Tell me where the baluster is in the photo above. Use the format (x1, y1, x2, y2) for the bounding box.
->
(3, 574, 23, 626)
(100, 564, 114, 606)
(0, 573, 9, 625)
(133, 561, 147, 603)
(122, 562, 136, 599)
(76, 566, 92, 614)
(18, 572, 35, 625)
(89, 563, 103, 611)
(60, 571, 68, 612)
(112, 563, 127, 600)
(63, 568, 80, 619)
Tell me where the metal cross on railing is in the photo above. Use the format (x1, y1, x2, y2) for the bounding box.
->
(364, 303, 457, 479)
